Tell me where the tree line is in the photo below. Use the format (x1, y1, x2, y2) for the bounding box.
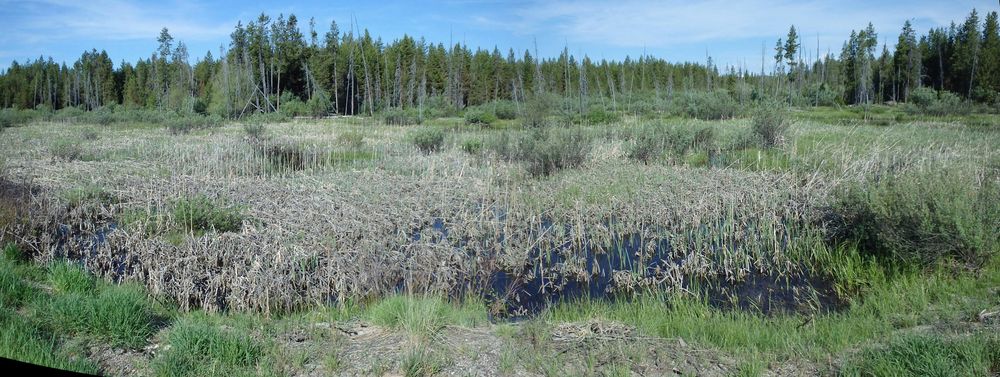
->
(0, 9, 997, 117)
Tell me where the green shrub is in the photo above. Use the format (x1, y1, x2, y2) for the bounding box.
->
(172, 196, 243, 233)
(584, 108, 621, 125)
(306, 91, 332, 117)
(244, 112, 288, 125)
(278, 93, 308, 117)
(675, 90, 741, 120)
(492, 100, 518, 120)
(336, 131, 365, 149)
(626, 123, 715, 163)
(461, 139, 483, 155)
(242, 119, 266, 141)
(166, 115, 224, 135)
(905, 87, 972, 116)
(0, 109, 38, 128)
(409, 127, 446, 153)
(522, 93, 557, 128)
(827, 169, 999, 268)
(382, 108, 424, 126)
(488, 127, 592, 177)
(751, 102, 790, 148)
(464, 107, 498, 126)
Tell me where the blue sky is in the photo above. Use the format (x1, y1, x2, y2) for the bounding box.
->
(1, 0, 996, 73)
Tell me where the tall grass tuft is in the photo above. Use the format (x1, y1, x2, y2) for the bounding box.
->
(152, 317, 265, 377)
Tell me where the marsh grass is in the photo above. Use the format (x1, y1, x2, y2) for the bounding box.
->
(172, 195, 244, 234)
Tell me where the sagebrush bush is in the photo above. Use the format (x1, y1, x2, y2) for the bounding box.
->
(904, 87, 971, 116)
(675, 90, 741, 120)
(172, 196, 243, 233)
(751, 102, 790, 148)
(826, 169, 999, 268)
(409, 127, 446, 153)
(522, 93, 557, 128)
(381, 108, 424, 126)
(626, 123, 716, 163)
(166, 115, 224, 135)
(461, 138, 483, 155)
(336, 131, 365, 149)
(242, 119, 266, 141)
(79, 127, 99, 141)
(50, 140, 84, 161)
(487, 127, 592, 177)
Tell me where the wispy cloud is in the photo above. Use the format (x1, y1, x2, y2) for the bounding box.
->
(467, 0, 992, 49)
(0, 0, 234, 45)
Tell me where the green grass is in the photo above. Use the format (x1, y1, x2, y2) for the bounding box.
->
(36, 282, 154, 348)
(839, 333, 1000, 377)
(152, 315, 268, 377)
(0, 308, 99, 374)
(540, 256, 1000, 367)
(47, 261, 96, 294)
(366, 294, 487, 339)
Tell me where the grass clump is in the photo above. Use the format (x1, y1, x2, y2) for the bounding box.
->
(152, 317, 265, 377)
(400, 348, 447, 377)
(50, 140, 84, 161)
(38, 283, 154, 348)
(838, 333, 1000, 377)
(62, 185, 115, 209)
(0, 251, 37, 307)
(172, 195, 244, 234)
(409, 127, 446, 153)
(336, 131, 365, 149)
(0, 308, 99, 374)
(47, 261, 96, 295)
(367, 295, 486, 339)
(827, 169, 999, 268)
(241, 119, 266, 141)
